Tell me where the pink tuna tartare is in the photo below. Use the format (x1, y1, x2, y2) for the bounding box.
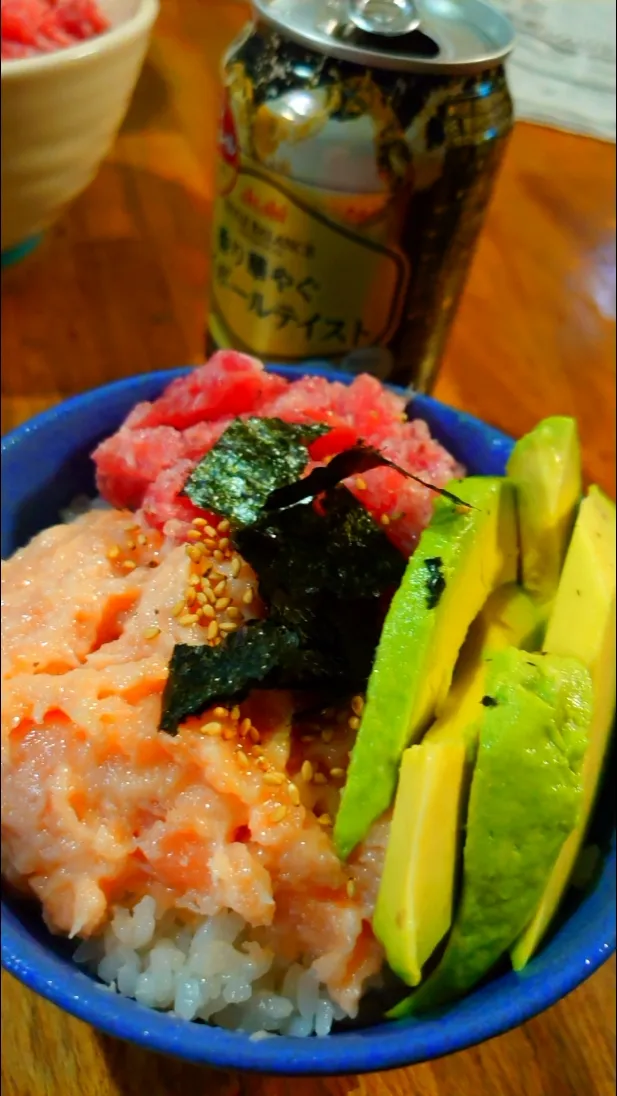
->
(1, 0, 109, 60)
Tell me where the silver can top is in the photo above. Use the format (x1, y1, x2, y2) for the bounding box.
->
(252, 0, 515, 74)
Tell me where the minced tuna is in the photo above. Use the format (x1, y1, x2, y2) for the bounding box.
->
(94, 353, 463, 555)
(1, 0, 109, 60)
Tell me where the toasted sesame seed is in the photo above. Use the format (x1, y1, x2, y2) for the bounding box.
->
(196, 592, 207, 605)
(171, 600, 185, 617)
(288, 783, 301, 806)
(122, 560, 137, 571)
(301, 760, 314, 783)
(185, 588, 197, 605)
(213, 580, 227, 597)
(219, 537, 230, 552)
(348, 716, 361, 731)
(346, 880, 356, 898)
(107, 545, 121, 560)
(204, 525, 217, 538)
(218, 519, 230, 533)
(205, 588, 217, 605)
(321, 729, 333, 744)
(231, 706, 241, 721)
(143, 626, 161, 641)
(263, 771, 285, 786)
(201, 603, 215, 619)
(219, 622, 238, 634)
(187, 529, 202, 541)
(215, 597, 231, 612)
(236, 750, 249, 769)
(271, 805, 288, 823)
(380, 514, 391, 526)
(179, 613, 199, 626)
(239, 718, 252, 737)
(213, 706, 228, 719)
(257, 756, 270, 770)
(313, 772, 327, 785)
(189, 574, 201, 587)
(204, 538, 217, 552)
(186, 545, 202, 563)
(213, 550, 225, 563)
(192, 517, 207, 527)
(227, 607, 242, 620)
(351, 695, 364, 716)
(252, 745, 264, 756)
(249, 726, 261, 743)
(222, 727, 236, 740)
(330, 768, 345, 779)
(242, 588, 254, 606)
(202, 721, 222, 736)
(317, 813, 332, 827)
(230, 556, 241, 578)
(355, 477, 367, 491)
(207, 620, 219, 641)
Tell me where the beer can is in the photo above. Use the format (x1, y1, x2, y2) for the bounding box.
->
(206, 0, 515, 390)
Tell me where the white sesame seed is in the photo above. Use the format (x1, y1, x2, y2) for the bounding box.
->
(201, 721, 222, 736)
(263, 772, 285, 786)
(301, 761, 314, 783)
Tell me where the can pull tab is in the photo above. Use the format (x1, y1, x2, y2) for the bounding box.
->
(347, 0, 420, 36)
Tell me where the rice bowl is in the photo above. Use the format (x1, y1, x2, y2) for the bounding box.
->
(1, 361, 615, 1074)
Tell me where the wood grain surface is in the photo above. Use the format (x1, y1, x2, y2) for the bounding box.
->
(1, 2, 615, 1094)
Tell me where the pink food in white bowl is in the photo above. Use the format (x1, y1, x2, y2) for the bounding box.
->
(1, 0, 110, 60)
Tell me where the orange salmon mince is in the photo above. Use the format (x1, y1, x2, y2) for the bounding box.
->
(1, 507, 387, 1017)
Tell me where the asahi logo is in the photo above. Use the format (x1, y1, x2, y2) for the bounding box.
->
(217, 90, 239, 196)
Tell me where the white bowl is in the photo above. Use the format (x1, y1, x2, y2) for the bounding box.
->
(1, 0, 159, 254)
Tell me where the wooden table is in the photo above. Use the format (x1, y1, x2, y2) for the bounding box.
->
(1, 2, 615, 1094)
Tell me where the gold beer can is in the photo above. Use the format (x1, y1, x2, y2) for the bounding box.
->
(207, 0, 515, 390)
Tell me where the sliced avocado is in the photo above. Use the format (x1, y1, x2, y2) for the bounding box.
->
(511, 486, 616, 969)
(426, 583, 544, 751)
(373, 584, 542, 987)
(507, 416, 581, 605)
(391, 648, 593, 1016)
(373, 739, 467, 988)
(334, 477, 518, 861)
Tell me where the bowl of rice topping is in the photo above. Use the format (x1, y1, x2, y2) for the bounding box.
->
(1, 357, 614, 1074)
(1, 0, 159, 259)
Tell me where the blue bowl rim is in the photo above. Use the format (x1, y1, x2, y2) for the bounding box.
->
(1, 364, 615, 1076)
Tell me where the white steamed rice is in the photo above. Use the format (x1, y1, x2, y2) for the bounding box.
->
(74, 899, 347, 1037)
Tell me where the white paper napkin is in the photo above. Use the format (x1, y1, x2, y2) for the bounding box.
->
(492, 0, 616, 142)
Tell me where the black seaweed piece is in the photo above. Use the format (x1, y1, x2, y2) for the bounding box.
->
(265, 444, 472, 513)
(236, 486, 406, 601)
(160, 623, 301, 733)
(481, 695, 499, 708)
(424, 556, 446, 610)
(183, 417, 330, 528)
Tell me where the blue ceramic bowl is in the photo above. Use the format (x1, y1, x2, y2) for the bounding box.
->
(2, 366, 615, 1075)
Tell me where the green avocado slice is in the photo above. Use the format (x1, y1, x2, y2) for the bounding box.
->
(390, 648, 593, 1017)
(507, 416, 581, 606)
(373, 584, 543, 988)
(511, 486, 616, 969)
(334, 477, 518, 861)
